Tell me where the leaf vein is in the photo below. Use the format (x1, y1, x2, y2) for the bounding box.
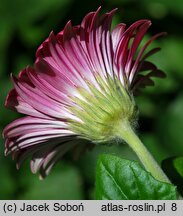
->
(101, 161, 128, 199)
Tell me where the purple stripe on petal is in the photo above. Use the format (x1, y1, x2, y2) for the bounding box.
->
(111, 23, 126, 51)
(12, 73, 71, 119)
(5, 89, 51, 119)
(129, 32, 166, 83)
(125, 20, 151, 77)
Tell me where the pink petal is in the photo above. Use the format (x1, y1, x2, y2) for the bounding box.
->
(111, 23, 126, 51)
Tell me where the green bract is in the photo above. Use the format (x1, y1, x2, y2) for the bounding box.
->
(69, 76, 138, 143)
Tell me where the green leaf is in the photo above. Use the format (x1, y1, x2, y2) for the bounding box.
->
(96, 154, 177, 200)
(174, 157, 183, 177)
(162, 156, 183, 196)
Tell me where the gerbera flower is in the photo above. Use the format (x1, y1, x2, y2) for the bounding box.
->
(3, 7, 165, 179)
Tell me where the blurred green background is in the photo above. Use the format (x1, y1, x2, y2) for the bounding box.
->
(0, 0, 183, 199)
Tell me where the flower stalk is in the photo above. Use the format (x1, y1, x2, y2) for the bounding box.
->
(115, 120, 170, 183)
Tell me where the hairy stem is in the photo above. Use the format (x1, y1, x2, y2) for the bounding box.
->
(116, 120, 170, 183)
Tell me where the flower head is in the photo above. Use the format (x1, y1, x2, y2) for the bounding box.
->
(3, 7, 165, 178)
